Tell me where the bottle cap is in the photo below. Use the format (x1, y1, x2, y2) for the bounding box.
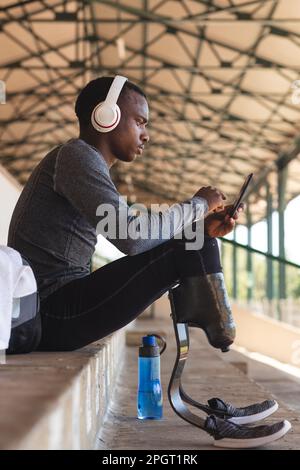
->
(142, 335, 157, 347)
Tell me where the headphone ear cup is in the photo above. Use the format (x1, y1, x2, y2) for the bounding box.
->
(91, 102, 121, 133)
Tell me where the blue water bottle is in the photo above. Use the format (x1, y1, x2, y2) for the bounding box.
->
(137, 334, 166, 420)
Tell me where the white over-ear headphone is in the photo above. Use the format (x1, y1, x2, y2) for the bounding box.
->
(91, 75, 128, 133)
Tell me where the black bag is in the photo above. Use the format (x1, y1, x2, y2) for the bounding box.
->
(6, 257, 41, 354)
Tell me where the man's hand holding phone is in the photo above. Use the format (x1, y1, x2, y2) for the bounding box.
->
(194, 174, 252, 237)
(204, 203, 244, 238)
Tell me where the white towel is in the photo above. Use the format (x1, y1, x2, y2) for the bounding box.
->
(0, 246, 37, 349)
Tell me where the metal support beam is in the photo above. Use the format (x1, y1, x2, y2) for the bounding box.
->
(12, 18, 300, 24)
(278, 163, 288, 307)
(266, 182, 274, 301)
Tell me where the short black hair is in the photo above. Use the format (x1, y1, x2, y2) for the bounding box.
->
(75, 76, 146, 127)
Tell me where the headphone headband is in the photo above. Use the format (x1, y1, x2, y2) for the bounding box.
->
(105, 75, 128, 106)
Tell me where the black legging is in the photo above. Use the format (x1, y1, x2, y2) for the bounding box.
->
(37, 235, 222, 351)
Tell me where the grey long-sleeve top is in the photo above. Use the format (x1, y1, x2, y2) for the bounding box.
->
(8, 139, 208, 300)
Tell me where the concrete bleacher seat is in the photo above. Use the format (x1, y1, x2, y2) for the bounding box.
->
(0, 329, 125, 450)
(1, 294, 300, 450)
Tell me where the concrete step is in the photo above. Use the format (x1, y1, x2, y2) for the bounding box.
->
(98, 296, 300, 450)
(0, 329, 125, 450)
(215, 345, 300, 415)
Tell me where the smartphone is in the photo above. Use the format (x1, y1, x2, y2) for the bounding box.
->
(229, 173, 253, 218)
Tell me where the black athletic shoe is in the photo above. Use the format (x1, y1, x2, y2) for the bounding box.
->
(204, 414, 291, 449)
(207, 397, 279, 425)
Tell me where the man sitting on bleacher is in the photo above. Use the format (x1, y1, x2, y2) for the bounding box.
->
(8, 75, 292, 448)
(9, 75, 236, 351)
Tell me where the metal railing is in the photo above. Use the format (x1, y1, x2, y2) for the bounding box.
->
(220, 237, 300, 328)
